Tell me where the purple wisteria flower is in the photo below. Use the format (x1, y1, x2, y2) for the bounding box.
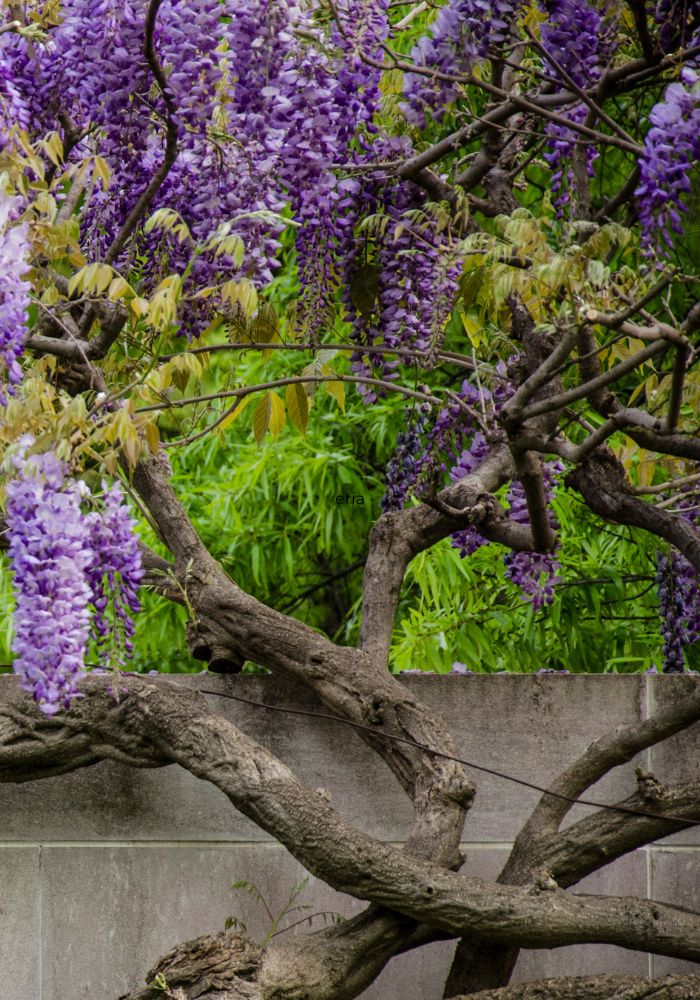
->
(402, 0, 520, 124)
(5, 441, 144, 714)
(654, 0, 700, 54)
(346, 140, 465, 399)
(86, 481, 144, 657)
(502, 462, 564, 610)
(654, 481, 700, 672)
(381, 402, 432, 512)
(450, 431, 492, 556)
(541, 0, 602, 211)
(0, 190, 30, 405)
(636, 68, 700, 252)
(6, 443, 94, 716)
(655, 549, 699, 672)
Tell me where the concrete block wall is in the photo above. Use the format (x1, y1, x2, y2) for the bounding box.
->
(0, 673, 698, 1000)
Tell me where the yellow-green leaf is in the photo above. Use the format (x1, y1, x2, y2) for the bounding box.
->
(323, 378, 345, 412)
(40, 131, 64, 167)
(221, 279, 258, 318)
(286, 382, 308, 434)
(217, 394, 251, 434)
(130, 296, 149, 319)
(253, 392, 271, 444)
(108, 276, 131, 301)
(145, 421, 160, 455)
(268, 391, 285, 437)
(92, 155, 111, 190)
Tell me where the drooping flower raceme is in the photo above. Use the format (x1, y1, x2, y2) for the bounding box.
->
(656, 549, 700, 672)
(654, 482, 700, 672)
(0, 190, 30, 405)
(540, 0, 602, 211)
(381, 401, 432, 512)
(654, 0, 700, 54)
(6, 447, 94, 716)
(502, 462, 564, 610)
(86, 481, 144, 656)
(5, 442, 143, 715)
(402, 0, 519, 124)
(636, 68, 700, 252)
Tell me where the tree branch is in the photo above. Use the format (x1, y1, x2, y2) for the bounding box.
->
(3, 678, 700, 976)
(451, 974, 700, 1000)
(566, 450, 700, 574)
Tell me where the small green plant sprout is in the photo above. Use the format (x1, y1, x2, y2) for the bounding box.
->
(225, 876, 343, 947)
(147, 972, 168, 993)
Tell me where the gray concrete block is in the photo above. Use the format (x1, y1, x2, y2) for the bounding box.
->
(650, 847, 700, 977)
(39, 844, 362, 1000)
(648, 675, 700, 846)
(411, 674, 648, 841)
(0, 847, 41, 1000)
(511, 848, 649, 982)
(1, 674, 698, 999)
(0, 674, 672, 845)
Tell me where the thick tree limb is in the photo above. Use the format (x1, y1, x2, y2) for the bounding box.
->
(3, 678, 700, 976)
(130, 455, 475, 869)
(507, 675, 700, 852)
(118, 930, 262, 1000)
(531, 777, 700, 888)
(359, 443, 518, 663)
(444, 679, 700, 996)
(576, 327, 700, 462)
(450, 974, 700, 1000)
(567, 451, 700, 575)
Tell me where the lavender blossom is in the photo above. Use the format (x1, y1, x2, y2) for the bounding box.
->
(502, 462, 563, 610)
(449, 431, 491, 556)
(5, 441, 144, 713)
(656, 550, 699, 672)
(0, 191, 30, 405)
(654, 0, 700, 54)
(402, 0, 520, 124)
(86, 481, 144, 657)
(347, 166, 464, 395)
(636, 68, 700, 252)
(381, 402, 432, 512)
(541, 0, 602, 211)
(6, 445, 93, 715)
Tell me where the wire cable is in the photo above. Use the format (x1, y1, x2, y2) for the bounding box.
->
(198, 687, 699, 829)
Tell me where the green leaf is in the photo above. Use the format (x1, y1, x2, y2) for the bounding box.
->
(253, 392, 271, 444)
(349, 263, 380, 319)
(217, 394, 251, 435)
(286, 382, 309, 434)
(268, 392, 285, 437)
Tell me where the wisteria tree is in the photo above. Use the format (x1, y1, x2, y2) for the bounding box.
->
(1, 0, 700, 997)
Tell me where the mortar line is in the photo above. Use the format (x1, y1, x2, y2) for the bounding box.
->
(39, 843, 43, 1000)
(645, 674, 653, 779)
(647, 843, 654, 979)
(0, 839, 522, 850)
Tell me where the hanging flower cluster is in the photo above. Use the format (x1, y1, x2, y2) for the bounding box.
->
(636, 68, 700, 253)
(5, 440, 143, 716)
(0, 190, 30, 405)
(402, 0, 520, 124)
(656, 549, 700, 673)
(540, 0, 602, 211)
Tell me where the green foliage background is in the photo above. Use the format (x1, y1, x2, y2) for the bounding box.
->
(3, 346, 688, 677)
(1, 0, 698, 679)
